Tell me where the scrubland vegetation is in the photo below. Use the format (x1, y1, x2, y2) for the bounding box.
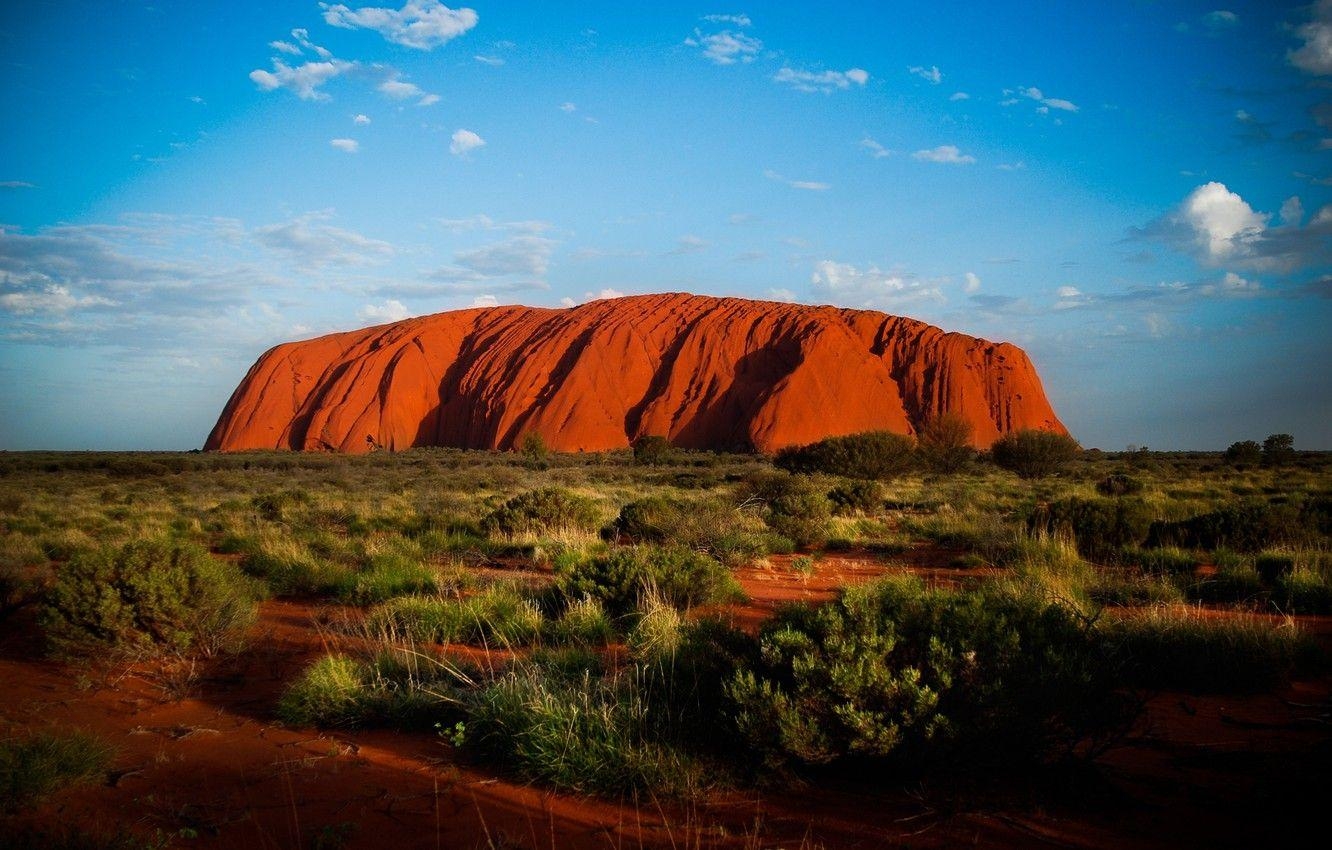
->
(1, 430, 1329, 841)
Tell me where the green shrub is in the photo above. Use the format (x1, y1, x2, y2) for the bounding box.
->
(1086, 572, 1185, 607)
(1029, 498, 1154, 562)
(1279, 566, 1332, 614)
(41, 539, 262, 657)
(546, 595, 614, 646)
(278, 655, 369, 727)
(1095, 474, 1145, 496)
(366, 586, 543, 646)
(990, 430, 1080, 478)
(1186, 566, 1266, 605)
(774, 431, 916, 480)
(0, 730, 114, 811)
(917, 413, 975, 473)
(728, 578, 1128, 772)
(1261, 433, 1295, 468)
(1224, 440, 1262, 469)
(482, 488, 600, 537)
(1147, 499, 1313, 552)
(828, 480, 884, 516)
(557, 546, 742, 615)
(605, 496, 758, 562)
(1125, 546, 1198, 575)
(632, 435, 677, 466)
(335, 553, 439, 604)
(750, 474, 833, 548)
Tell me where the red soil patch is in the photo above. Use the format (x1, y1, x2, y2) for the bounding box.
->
(3, 551, 1330, 849)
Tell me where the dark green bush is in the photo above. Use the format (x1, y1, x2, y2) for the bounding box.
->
(482, 488, 600, 537)
(41, 539, 263, 657)
(603, 496, 756, 562)
(1095, 474, 1145, 496)
(917, 413, 975, 473)
(774, 431, 916, 480)
(1146, 499, 1314, 552)
(728, 578, 1128, 773)
(1262, 433, 1295, 468)
(990, 430, 1080, 478)
(0, 730, 114, 811)
(632, 435, 677, 466)
(1224, 440, 1262, 469)
(749, 474, 833, 548)
(828, 480, 884, 516)
(1028, 498, 1154, 561)
(556, 546, 742, 615)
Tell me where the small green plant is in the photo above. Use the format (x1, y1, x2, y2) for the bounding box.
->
(546, 595, 614, 646)
(632, 435, 677, 466)
(0, 730, 114, 810)
(557, 545, 742, 615)
(1095, 473, 1145, 496)
(278, 655, 369, 727)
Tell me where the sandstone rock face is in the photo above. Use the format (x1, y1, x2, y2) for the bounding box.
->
(205, 293, 1067, 453)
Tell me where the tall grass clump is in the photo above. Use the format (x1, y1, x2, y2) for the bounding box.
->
(557, 545, 743, 615)
(0, 730, 114, 811)
(1099, 606, 1319, 692)
(41, 539, 263, 658)
(334, 552, 440, 604)
(366, 585, 543, 646)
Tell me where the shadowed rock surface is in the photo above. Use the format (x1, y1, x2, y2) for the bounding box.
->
(205, 293, 1067, 453)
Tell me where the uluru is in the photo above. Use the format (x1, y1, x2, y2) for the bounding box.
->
(205, 293, 1067, 454)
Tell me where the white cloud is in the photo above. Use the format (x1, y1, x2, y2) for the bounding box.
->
(249, 59, 354, 101)
(764, 169, 830, 190)
(437, 215, 551, 234)
(767, 288, 797, 302)
(330, 138, 360, 153)
(911, 145, 976, 164)
(0, 284, 116, 315)
(1203, 10, 1239, 30)
(358, 299, 413, 324)
(773, 67, 869, 93)
(1290, 0, 1332, 74)
(254, 211, 395, 268)
(0, 181, 35, 189)
(701, 13, 751, 27)
(453, 235, 555, 277)
(449, 128, 485, 156)
(290, 28, 333, 59)
(949, 91, 970, 101)
(559, 102, 577, 112)
(474, 54, 504, 66)
(417, 93, 440, 106)
(1281, 196, 1304, 226)
(1172, 181, 1269, 263)
(810, 260, 944, 308)
(471, 294, 499, 307)
(860, 137, 891, 158)
(1014, 85, 1079, 113)
(269, 40, 302, 55)
(353, 113, 371, 125)
(964, 272, 981, 293)
(688, 29, 763, 65)
(377, 75, 436, 104)
(997, 161, 1026, 171)
(321, 1, 479, 50)
(908, 65, 941, 84)
(669, 235, 709, 255)
(587, 288, 625, 300)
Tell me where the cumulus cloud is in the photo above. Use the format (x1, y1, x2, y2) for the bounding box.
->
(1007, 85, 1079, 113)
(686, 29, 763, 65)
(559, 102, 577, 112)
(321, 1, 479, 50)
(911, 145, 975, 164)
(964, 272, 981, 293)
(358, 299, 413, 323)
(377, 74, 437, 105)
(249, 59, 354, 101)
(810, 260, 944, 308)
(471, 294, 499, 307)
(449, 129, 485, 156)
(908, 65, 942, 84)
(330, 138, 360, 153)
(774, 67, 869, 93)
(587, 288, 626, 301)
(1290, 0, 1332, 74)
(353, 113, 371, 125)
(449, 235, 555, 278)
(254, 211, 395, 268)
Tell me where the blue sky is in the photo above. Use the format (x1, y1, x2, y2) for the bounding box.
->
(2, 0, 1330, 450)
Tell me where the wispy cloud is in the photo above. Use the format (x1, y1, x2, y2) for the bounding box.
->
(686, 28, 763, 65)
(1002, 85, 1079, 114)
(474, 54, 503, 66)
(773, 66, 869, 93)
(320, 1, 479, 50)
(908, 65, 941, 84)
(0, 181, 35, 190)
(329, 138, 360, 153)
(701, 13, 751, 27)
(860, 137, 891, 159)
(810, 259, 945, 308)
(911, 145, 976, 164)
(668, 235, 709, 255)
(254, 211, 395, 268)
(764, 169, 830, 190)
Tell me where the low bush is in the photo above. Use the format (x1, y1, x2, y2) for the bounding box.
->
(1095, 474, 1145, 496)
(482, 488, 601, 537)
(750, 474, 833, 548)
(774, 431, 916, 480)
(335, 553, 439, 604)
(728, 577, 1128, 773)
(990, 430, 1080, 479)
(1029, 498, 1154, 561)
(605, 496, 764, 563)
(917, 413, 975, 473)
(41, 539, 263, 657)
(1185, 566, 1267, 605)
(1146, 499, 1315, 552)
(828, 480, 884, 516)
(632, 435, 677, 466)
(556, 546, 743, 615)
(1124, 546, 1198, 575)
(0, 730, 114, 811)
(545, 595, 614, 646)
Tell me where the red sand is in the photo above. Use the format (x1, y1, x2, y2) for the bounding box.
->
(205, 293, 1067, 454)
